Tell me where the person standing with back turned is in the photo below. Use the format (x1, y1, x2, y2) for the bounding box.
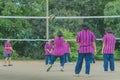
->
(47, 31, 65, 72)
(64, 40, 72, 63)
(102, 27, 116, 72)
(74, 22, 96, 77)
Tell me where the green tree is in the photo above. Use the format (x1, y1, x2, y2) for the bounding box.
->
(0, 0, 119, 60)
(104, 0, 120, 37)
(0, 0, 46, 59)
(104, 0, 120, 59)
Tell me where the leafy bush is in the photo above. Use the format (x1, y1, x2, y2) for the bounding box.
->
(95, 44, 120, 60)
(114, 49, 120, 60)
(95, 44, 103, 60)
(0, 46, 4, 59)
(11, 52, 19, 60)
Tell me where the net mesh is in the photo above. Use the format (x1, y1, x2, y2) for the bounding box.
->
(0, 16, 120, 60)
(1, 16, 120, 41)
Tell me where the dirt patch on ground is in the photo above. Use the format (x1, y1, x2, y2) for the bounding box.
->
(0, 60, 120, 80)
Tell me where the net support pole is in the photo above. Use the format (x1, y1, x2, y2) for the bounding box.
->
(46, 0, 49, 40)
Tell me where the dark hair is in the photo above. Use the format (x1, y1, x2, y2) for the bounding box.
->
(105, 27, 112, 33)
(81, 22, 89, 30)
(57, 31, 63, 37)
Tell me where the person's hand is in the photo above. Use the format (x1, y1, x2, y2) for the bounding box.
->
(49, 51, 52, 54)
(101, 50, 103, 54)
(101, 49, 104, 54)
(13, 50, 16, 53)
(94, 49, 97, 55)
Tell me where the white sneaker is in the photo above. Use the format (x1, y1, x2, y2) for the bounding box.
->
(69, 62, 73, 64)
(60, 67, 64, 72)
(84, 74, 91, 77)
(110, 71, 114, 73)
(73, 74, 79, 77)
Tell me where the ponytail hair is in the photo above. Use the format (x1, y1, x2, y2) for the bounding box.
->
(57, 31, 63, 37)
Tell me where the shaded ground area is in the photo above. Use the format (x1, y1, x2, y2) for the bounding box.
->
(0, 60, 120, 80)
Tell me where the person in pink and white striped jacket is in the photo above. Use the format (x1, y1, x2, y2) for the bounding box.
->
(74, 22, 96, 76)
(102, 27, 116, 72)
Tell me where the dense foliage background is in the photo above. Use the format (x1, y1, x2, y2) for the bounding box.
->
(0, 0, 120, 60)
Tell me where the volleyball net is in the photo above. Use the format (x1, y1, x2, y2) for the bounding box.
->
(0, 15, 120, 60)
(0, 15, 120, 41)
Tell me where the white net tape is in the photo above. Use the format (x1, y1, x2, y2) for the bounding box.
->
(0, 39, 47, 41)
(0, 38, 119, 41)
(0, 15, 120, 19)
(0, 16, 47, 19)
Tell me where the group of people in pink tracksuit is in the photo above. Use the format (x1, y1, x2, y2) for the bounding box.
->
(45, 22, 116, 77)
(45, 31, 72, 72)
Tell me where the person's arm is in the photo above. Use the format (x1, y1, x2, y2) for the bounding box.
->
(102, 42, 105, 54)
(49, 45, 54, 54)
(69, 47, 71, 53)
(93, 42, 96, 54)
(50, 48, 53, 54)
(45, 48, 50, 55)
(91, 32, 96, 54)
(69, 48, 71, 53)
(76, 33, 81, 52)
(77, 42, 80, 52)
(45, 43, 50, 54)
(102, 35, 106, 54)
(10, 47, 15, 52)
(5, 47, 10, 49)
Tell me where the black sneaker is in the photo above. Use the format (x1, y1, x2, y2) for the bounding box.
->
(8, 64, 13, 66)
(47, 65, 52, 72)
(3, 65, 7, 67)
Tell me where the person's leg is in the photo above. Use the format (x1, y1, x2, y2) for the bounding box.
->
(67, 53, 72, 62)
(4, 54, 9, 66)
(60, 55, 65, 66)
(75, 53, 84, 74)
(4, 57, 8, 66)
(64, 53, 67, 63)
(91, 54, 95, 63)
(47, 55, 57, 72)
(103, 54, 109, 71)
(49, 55, 52, 64)
(85, 53, 92, 74)
(45, 55, 48, 65)
(8, 58, 12, 66)
(109, 54, 114, 71)
(47, 55, 51, 64)
(50, 55, 57, 65)
(60, 55, 65, 71)
(7, 54, 12, 66)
